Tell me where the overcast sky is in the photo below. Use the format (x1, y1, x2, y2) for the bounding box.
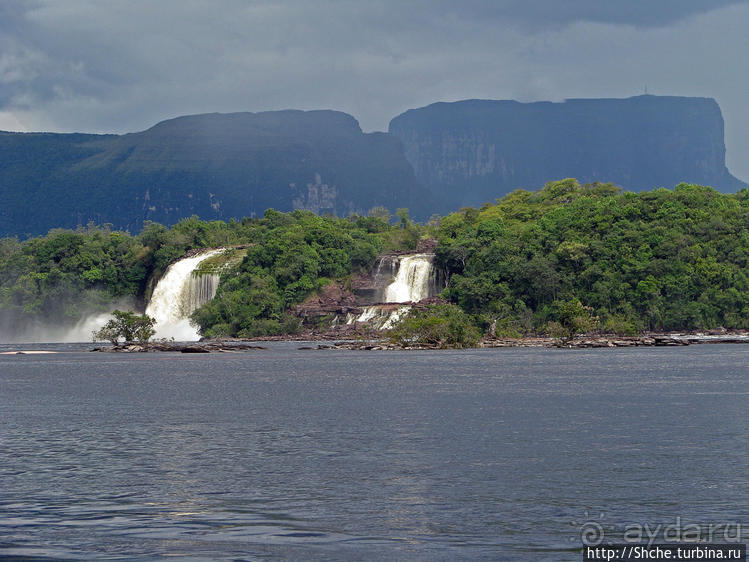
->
(1, 0, 748, 180)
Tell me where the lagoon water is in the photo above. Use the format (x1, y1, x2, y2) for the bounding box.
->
(1, 343, 747, 560)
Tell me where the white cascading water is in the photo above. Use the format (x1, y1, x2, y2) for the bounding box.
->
(145, 249, 224, 341)
(348, 254, 438, 329)
(380, 306, 411, 329)
(353, 306, 381, 324)
(384, 254, 435, 303)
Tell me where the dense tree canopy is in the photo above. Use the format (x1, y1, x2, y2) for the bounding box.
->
(190, 210, 388, 337)
(436, 180, 749, 334)
(388, 304, 481, 348)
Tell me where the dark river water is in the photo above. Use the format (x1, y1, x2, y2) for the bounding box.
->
(1, 343, 747, 560)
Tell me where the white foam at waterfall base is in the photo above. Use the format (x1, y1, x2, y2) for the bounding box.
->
(384, 254, 434, 303)
(5, 311, 114, 343)
(346, 305, 412, 330)
(145, 250, 224, 341)
(64, 312, 113, 342)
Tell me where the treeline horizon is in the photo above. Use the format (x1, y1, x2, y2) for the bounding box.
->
(1, 179, 747, 339)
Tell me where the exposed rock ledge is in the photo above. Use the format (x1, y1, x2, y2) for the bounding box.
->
(304, 334, 749, 351)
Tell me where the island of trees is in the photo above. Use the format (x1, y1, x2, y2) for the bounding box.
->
(1, 180, 746, 345)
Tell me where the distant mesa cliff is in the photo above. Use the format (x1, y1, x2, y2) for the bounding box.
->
(389, 95, 746, 210)
(0, 110, 429, 236)
(0, 96, 745, 237)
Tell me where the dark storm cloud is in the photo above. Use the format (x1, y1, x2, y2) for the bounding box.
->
(1, 0, 748, 179)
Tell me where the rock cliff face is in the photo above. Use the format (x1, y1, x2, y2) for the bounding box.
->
(389, 95, 746, 210)
(0, 110, 430, 237)
(1, 96, 745, 237)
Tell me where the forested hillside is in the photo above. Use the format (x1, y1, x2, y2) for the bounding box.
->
(436, 180, 748, 334)
(0, 180, 746, 340)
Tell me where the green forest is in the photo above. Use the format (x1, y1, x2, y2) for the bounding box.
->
(1, 179, 747, 340)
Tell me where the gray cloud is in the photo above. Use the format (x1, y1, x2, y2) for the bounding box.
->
(1, 0, 748, 181)
(434, 0, 748, 28)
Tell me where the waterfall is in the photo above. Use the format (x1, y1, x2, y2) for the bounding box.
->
(384, 254, 436, 303)
(345, 253, 442, 330)
(373, 256, 399, 295)
(145, 249, 224, 341)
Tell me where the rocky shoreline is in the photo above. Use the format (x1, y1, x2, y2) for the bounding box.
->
(483, 334, 749, 348)
(307, 333, 749, 351)
(92, 341, 267, 353)
(91, 332, 748, 353)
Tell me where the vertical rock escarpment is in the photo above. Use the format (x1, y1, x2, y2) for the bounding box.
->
(389, 95, 746, 210)
(0, 110, 433, 237)
(1, 96, 744, 237)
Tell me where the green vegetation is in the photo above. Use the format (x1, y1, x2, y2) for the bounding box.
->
(437, 179, 749, 335)
(0, 210, 399, 336)
(0, 180, 746, 341)
(0, 224, 148, 328)
(190, 210, 390, 337)
(388, 304, 481, 348)
(0, 217, 267, 329)
(545, 298, 599, 343)
(192, 248, 249, 276)
(93, 310, 156, 344)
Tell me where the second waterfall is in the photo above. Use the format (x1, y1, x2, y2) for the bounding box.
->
(348, 253, 444, 329)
